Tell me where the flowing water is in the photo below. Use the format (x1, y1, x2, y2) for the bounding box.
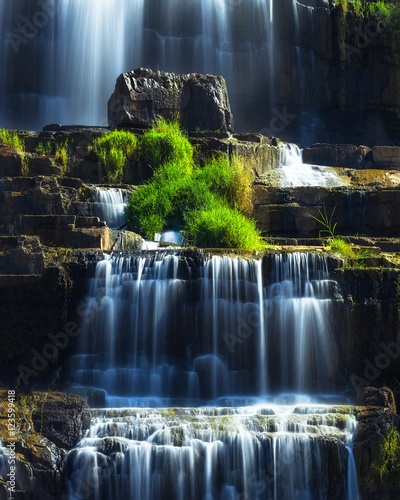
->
(0, 0, 275, 130)
(94, 187, 127, 229)
(60, 251, 358, 498)
(279, 143, 344, 187)
(66, 252, 343, 406)
(155, 230, 186, 245)
(65, 405, 358, 500)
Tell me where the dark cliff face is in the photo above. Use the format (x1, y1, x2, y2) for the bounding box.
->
(270, 1, 400, 145)
(1, 0, 400, 144)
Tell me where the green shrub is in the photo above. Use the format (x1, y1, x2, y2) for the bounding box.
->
(126, 161, 193, 238)
(368, 0, 391, 18)
(333, 0, 400, 34)
(93, 130, 138, 183)
(194, 155, 254, 216)
(368, 1, 400, 34)
(138, 120, 193, 173)
(127, 120, 264, 250)
(333, 0, 348, 12)
(353, 0, 364, 13)
(184, 203, 265, 251)
(0, 129, 25, 152)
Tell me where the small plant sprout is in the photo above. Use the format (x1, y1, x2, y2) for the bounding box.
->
(312, 203, 337, 240)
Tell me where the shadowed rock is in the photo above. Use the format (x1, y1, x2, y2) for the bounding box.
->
(108, 68, 234, 133)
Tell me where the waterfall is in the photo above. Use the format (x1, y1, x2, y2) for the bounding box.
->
(279, 143, 344, 187)
(65, 405, 358, 500)
(94, 187, 127, 229)
(61, 251, 360, 498)
(0, 0, 274, 130)
(154, 230, 186, 245)
(65, 252, 343, 407)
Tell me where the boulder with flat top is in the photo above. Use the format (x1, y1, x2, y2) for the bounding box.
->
(108, 68, 234, 133)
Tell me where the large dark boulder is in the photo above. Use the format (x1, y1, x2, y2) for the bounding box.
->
(108, 68, 234, 133)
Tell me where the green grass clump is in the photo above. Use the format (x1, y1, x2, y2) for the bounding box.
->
(54, 141, 69, 172)
(36, 142, 53, 156)
(368, 1, 400, 34)
(126, 161, 195, 237)
(328, 237, 354, 257)
(372, 426, 400, 481)
(328, 238, 378, 268)
(193, 156, 254, 216)
(312, 203, 378, 266)
(185, 203, 265, 251)
(368, 0, 392, 18)
(332, 0, 400, 34)
(139, 120, 193, 173)
(127, 121, 264, 251)
(0, 129, 25, 152)
(0, 128, 28, 174)
(93, 130, 138, 183)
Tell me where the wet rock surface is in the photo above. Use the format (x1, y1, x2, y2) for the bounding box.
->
(2, 126, 400, 497)
(0, 390, 89, 500)
(353, 392, 400, 500)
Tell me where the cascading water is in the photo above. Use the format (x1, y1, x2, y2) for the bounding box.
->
(65, 252, 343, 406)
(62, 251, 359, 499)
(154, 230, 186, 245)
(93, 188, 127, 229)
(279, 143, 344, 187)
(65, 405, 359, 500)
(0, 0, 274, 130)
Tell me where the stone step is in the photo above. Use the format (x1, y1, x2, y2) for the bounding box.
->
(254, 185, 400, 238)
(0, 274, 42, 288)
(19, 215, 109, 249)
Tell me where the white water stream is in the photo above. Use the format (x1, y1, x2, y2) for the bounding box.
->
(279, 143, 344, 187)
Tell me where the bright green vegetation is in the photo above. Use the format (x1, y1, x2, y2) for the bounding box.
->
(194, 156, 254, 217)
(372, 426, 400, 481)
(126, 121, 265, 251)
(36, 142, 53, 156)
(127, 160, 195, 237)
(329, 238, 381, 268)
(185, 202, 265, 251)
(54, 141, 69, 171)
(0, 128, 28, 174)
(313, 204, 378, 267)
(0, 128, 25, 152)
(333, 0, 400, 33)
(139, 120, 193, 173)
(328, 237, 354, 257)
(334, 0, 348, 10)
(313, 204, 337, 239)
(93, 130, 138, 183)
(36, 140, 69, 173)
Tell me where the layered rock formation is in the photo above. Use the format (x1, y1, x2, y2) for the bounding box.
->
(1, 76, 400, 496)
